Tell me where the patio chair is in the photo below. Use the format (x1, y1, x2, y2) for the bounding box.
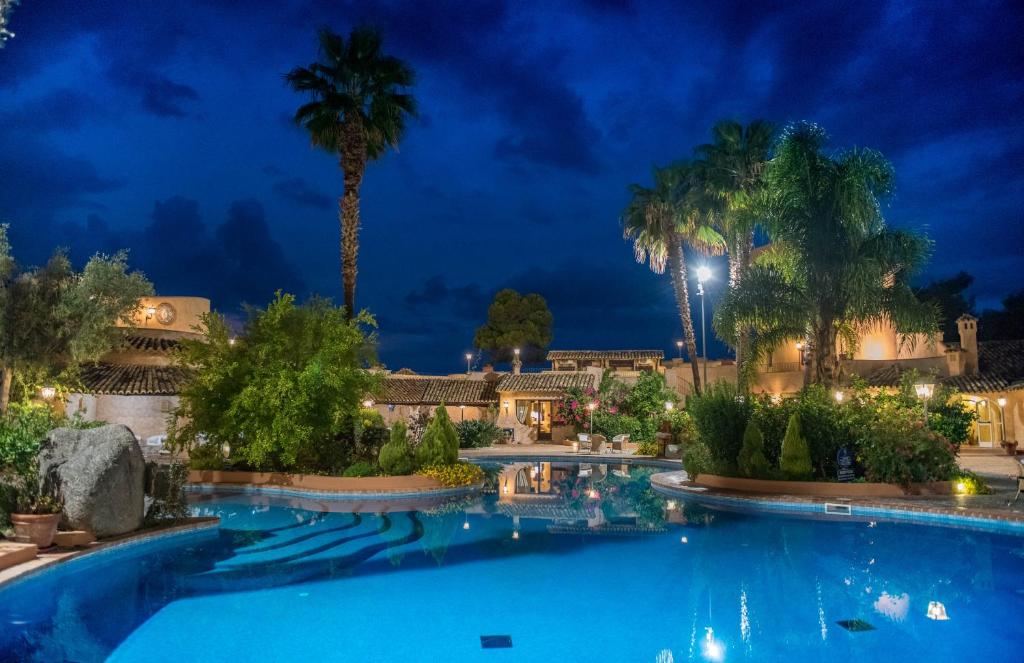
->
(576, 433, 591, 452)
(590, 434, 607, 454)
(612, 434, 630, 453)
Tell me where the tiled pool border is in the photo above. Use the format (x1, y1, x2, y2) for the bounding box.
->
(651, 472, 1024, 536)
(464, 454, 682, 470)
(0, 518, 220, 591)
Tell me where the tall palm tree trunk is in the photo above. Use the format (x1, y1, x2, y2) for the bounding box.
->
(0, 367, 11, 414)
(339, 121, 367, 319)
(729, 230, 755, 391)
(810, 323, 839, 386)
(668, 235, 702, 396)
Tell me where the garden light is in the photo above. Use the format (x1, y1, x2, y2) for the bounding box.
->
(914, 382, 935, 427)
(834, 390, 844, 403)
(665, 401, 674, 411)
(465, 353, 472, 373)
(956, 481, 967, 494)
(676, 339, 683, 359)
(362, 399, 374, 408)
(997, 397, 1007, 407)
(40, 386, 56, 400)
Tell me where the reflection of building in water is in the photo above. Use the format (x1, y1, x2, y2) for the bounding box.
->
(493, 461, 669, 534)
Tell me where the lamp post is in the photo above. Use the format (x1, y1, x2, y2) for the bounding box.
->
(695, 265, 712, 386)
(914, 383, 935, 427)
(997, 397, 1007, 442)
(465, 353, 472, 373)
(676, 340, 683, 360)
(587, 401, 597, 433)
(40, 386, 56, 401)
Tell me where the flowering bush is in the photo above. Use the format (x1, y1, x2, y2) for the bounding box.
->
(419, 462, 484, 487)
(553, 386, 598, 430)
(858, 407, 957, 487)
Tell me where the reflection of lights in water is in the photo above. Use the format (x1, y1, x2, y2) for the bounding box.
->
(873, 592, 909, 622)
(740, 591, 750, 643)
(680, 536, 688, 544)
(926, 601, 949, 621)
(588, 489, 599, 499)
(868, 521, 877, 528)
(666, 500, 678, 510)
(955, 482, 967, 494)
(502, 483, 509, 494)
(463, 521, 470, 530)
(701, 627, 724, 662)
(816, 580, 828, 641)
(511, 530, 519, 540)
(655, 649, 674, 663)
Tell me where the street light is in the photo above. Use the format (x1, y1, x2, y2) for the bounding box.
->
(465, 352, 472, 373)
(914, 383, 935, 427)
(675, 340, 683, 360)
(997, 396, 1007, 442)
(695, 265, 712, 386)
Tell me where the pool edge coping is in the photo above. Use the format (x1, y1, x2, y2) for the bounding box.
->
(650, 471, 1024, 535)
(184, 481, 483, 500)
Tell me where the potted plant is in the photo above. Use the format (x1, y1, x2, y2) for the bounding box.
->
(1000, 440, 1018, 456)
(9, 469, 62, 548)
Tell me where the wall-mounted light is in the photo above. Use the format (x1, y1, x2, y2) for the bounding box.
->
(362, 399, 375, 408)
(664, 401, 674, 411)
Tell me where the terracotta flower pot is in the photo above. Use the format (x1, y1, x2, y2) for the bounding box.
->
(11, 513, 61, 548)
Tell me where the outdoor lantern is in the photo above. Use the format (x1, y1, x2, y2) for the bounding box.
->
(834, 390, 844, 403)
(696, 265, 712, 283)
(997, 397, 1007, 408)
(229, 337, 237, 346)
(513, 347, 520, 357)
(665, 401, 674, 411)
(926, 601, 949, 621)
(914, 383, 935, 400)
(39, 386, 56, 400)
(146, 306, 156, 317)
(362, 399, 374, 408)
(795, 341, 803, 350)
(572, 441, 579, 453)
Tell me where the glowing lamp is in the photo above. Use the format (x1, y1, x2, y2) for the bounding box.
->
(146, 306, 156, 317)
(462, 520, 470, 530)
(512, 530, 520, 540)
(834, 390, 844, 403)
(795, 341, 803, 350)
(228, 337, 237, 346)
(39, 386, 56, 400)
(572, 442, 579, 452)
(362, 399, 375, 408)
(587, 402, 597, 411)
(695, 265, 712, 283)
(955, 481, 967, 494)
(588, 489, 599, 499)
(926, 601, 949, 621)
(513, 348, 520, 357)
(914, 383, 935, 400)
(997, 397, 1007, 408)
(680, 536, 688, 544)
(665, 401, 674, 411)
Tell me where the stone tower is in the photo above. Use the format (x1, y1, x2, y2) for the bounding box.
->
(957, 314, 978, 375)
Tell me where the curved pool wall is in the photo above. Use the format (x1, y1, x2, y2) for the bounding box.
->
(651, 471, 1024, 535)
(2, 459, 1023, 662)
(185, 481, 481, 501)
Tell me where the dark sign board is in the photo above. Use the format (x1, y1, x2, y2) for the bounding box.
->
(837, 447, 855, 482)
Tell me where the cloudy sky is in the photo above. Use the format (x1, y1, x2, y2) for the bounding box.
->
(2, 0, 1022, 372)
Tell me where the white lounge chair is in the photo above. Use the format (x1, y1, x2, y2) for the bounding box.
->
(612, 434, 629, 453)
(590, 435, 607, 454)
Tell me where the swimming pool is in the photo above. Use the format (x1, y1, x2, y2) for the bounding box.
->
(2, 460, 1022, 661)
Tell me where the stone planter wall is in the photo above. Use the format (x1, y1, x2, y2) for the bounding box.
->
(693, 473, 952, 497)
(188, 470, 445, 493)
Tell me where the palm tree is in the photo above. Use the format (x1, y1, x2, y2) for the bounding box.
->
(286, 27, 416, 318)
(714, 123, 938, 386)
(623, 164, 724, 395)
(695, 120, 774, 385)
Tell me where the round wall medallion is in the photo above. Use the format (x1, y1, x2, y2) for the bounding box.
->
(155, 302, 177, 325)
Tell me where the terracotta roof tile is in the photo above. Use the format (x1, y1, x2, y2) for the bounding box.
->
(861, 339, 1024, 393)
(380, 377, 498, 405)
(547, 350, 663, 361)
(496, 372, 596, 393)
(79, 363, 192, 396)
(120, 334, 180, 354)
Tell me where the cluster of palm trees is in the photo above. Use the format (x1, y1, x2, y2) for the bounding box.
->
(624, 121, 937, 394)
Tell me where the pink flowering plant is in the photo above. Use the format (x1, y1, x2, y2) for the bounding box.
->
(553, 386, 599, 431)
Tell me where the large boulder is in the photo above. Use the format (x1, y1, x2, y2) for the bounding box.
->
(38, 425, 146, 537)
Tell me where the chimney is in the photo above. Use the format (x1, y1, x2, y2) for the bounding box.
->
(512, 347, 522, 374)
(957, 314, 978, 375)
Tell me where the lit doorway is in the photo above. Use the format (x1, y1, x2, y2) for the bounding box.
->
(972, 398, 995, 447)
(515, 399, 553, 441)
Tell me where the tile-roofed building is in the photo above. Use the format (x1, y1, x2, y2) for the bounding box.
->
(120, 333, 181, 354)
(496, 371, 596, 393)
(945, 340, 1024, 393)
(79, 363, 193, 396)
(379, 377, 499, 406)
(548, 349, 664, 375)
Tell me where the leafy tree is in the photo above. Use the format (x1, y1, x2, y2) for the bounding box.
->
(0, 226, 153, 411)
(779, 412, 812, 479)
(286, 27, 416, 318)
(979, 289, 1024, 341)
(695, 120, 775, 385)
(168, 293, 381, 472)
(737, 420, 770, 478)
(914, 271, 975, 341)
(473, 289, 553, 363)
(379, 421, 415, 475)
(622, 164, 724, 394)
(415, 405, 459, 467)
(714, 123, 938, 386)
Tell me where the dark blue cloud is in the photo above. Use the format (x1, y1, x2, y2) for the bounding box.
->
(1, 0, 1022, 372)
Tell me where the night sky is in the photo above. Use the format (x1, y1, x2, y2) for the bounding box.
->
(2, 1, 1022, 373)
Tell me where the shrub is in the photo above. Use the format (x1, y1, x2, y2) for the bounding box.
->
(592, 412, 648, 441)
(416, 406, 459, 467)
(634, 440, 659, 456)
(779, 413, 813, 479)
(379, 422, 415, 475)
(682, 440, 714, 479)
(625, 372, 677, 420)
(342, 460, 377, 477)
(455, 419, 503, 449)
(187, 440, 225, 470)
(0, 402, 60, 476)
(687, 380, 751, 471)
(929, 396, 975, 449)
(738, 421, 771, 478)
(419, 462, 484, 487)
(858, 407, 957, 486)
(663, 408, 698, 446)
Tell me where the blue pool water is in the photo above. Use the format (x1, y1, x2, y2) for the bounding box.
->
(1, 460, 1023, 662)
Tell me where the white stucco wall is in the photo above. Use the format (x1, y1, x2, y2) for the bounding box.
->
(66, 393, 178, 441)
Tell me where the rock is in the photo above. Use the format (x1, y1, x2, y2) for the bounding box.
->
(38, 425, 146, 537)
